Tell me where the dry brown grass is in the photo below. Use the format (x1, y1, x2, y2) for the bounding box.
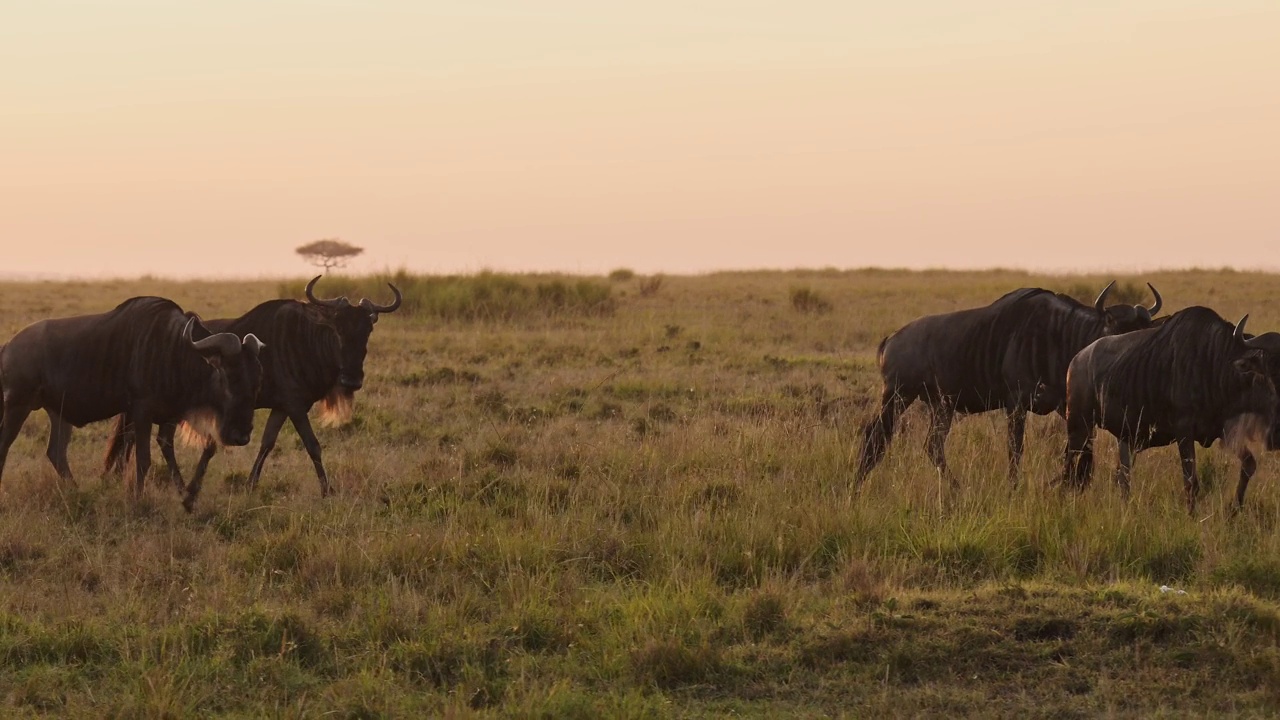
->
(1, 268, 1279, 716)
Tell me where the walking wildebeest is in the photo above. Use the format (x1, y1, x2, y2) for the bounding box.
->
(1063, 306, 1277, 514)
(856, 281, 1162, 486)
(105, 276, 402, 510)
(0, 296, 264, 497)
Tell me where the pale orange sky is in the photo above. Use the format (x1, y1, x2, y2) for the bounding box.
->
(2, 1, 1277, 278)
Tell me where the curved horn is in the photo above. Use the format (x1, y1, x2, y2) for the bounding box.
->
(192, 331, 242, 356)
(1235, 314, 1250, 342)
(359, 283, 403, 314)
(182, 317, 196, 343)
(1146, 283, 1162, 315)
(305, 275, 349, 308)
(242, 333, 265, 356)
(1093, 280, 1116, 313)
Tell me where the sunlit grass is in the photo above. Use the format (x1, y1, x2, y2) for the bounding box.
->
(1, 268, 1280, 715)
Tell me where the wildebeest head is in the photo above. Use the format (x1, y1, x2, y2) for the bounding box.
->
(1242, 324, 1280, 448)
(305, 275, 402, 392)
(1094, 280, 1163, 333)
(184, 317, 265, 446)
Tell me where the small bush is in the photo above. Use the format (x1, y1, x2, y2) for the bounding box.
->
(608, 268, 636, 282)
(482, 444, 519, 468)
(742, 592, 788, 640)
(637, 275, 664, 297)
(790, 287, 833, 314)
(631, 638, 722, 689)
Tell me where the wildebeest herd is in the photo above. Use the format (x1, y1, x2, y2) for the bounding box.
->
(0, 276, 1274, 516)
(0, 277, 400, 511)
(857, 281, 1280, 514)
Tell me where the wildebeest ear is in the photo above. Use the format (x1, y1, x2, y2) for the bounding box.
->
(242, 334, 265, 356)
(1233, 349, 1267, 376)
(185, 315, 213, 341)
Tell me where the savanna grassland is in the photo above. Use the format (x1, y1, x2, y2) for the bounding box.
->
(4, 269, 1280, 718)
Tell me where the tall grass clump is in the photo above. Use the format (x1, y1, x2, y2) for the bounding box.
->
(637, 275, 663, 297)
(278, 270, 615, 321)
(790, 286, 833, 314)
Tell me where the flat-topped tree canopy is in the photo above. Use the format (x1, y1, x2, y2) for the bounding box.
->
(296, 238, 364, 273)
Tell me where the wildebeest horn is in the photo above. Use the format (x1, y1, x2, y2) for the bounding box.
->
(192, 331, 242, 355)
(305, 275, 350, 308)
(243, 333, 265, 355)
(1234, 314, 1250, 342)
(1146, 283, 1162, 315)
(359, 283, 403, 314)
(1093, 280, 1116, 312)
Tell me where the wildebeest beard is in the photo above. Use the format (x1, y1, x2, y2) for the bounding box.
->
(319, 384, 356, 428)
(174, 386, 356, 443)
(1224, 411, 1272, 456)
(177, 407, 220, 447)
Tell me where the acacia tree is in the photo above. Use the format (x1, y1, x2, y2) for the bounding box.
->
(296, 238, 364, 273)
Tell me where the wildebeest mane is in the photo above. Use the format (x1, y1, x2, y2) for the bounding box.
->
(66, 298, 216, 425)
(213, 300, 349, 421)
(1105, 306, 1272, 441)
(944, 288, 1114, 411)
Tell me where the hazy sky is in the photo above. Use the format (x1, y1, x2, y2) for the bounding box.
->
(2, 1, 1276, 278)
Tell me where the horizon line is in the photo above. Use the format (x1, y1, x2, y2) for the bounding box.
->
(0, 263, 1276, 283)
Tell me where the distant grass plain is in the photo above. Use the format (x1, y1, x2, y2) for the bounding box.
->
(2, 268, 1280, 717)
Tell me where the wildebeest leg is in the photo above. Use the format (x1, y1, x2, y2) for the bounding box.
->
(856, 389, 908, 484)
(132, 412, 154, 498)
(1233, 450, 1258, 514)
(1177, 438, 1199, 515)
(286, 409, 331, 497)
(188, 439, 219, 486)
(0, 396, 34, 488)
(1113, 441, 1134, 501)
(181, 435, 226, 513)
(242, 409, 289, 494)
(155, 423, 185, 493)
(925, 399, 956, 486)
(1063, 417, 1094, 489)
(45, 410, 75, 482)
(1005, 405, 1027, 489)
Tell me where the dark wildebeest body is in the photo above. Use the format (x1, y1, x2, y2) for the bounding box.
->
(105, 277, 401, 509)
(857, 282, 1162, 485)
(1063, 307, 1277, 514)
(0, 297, 263, 496)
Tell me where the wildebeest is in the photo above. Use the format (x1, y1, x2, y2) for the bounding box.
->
(105, 276, 402, 510)
(0, 297, 264, 496)
(856, 281, 1162, 486)
(1063, 306, 1277, 514)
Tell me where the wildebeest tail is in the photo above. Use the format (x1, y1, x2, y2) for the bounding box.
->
(103, 414, 135, 475)
(0, 344, 5, 432)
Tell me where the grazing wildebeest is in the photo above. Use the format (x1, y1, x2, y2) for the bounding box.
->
(1063, 306, 1277, 514)
(856, 281, 1162, 486)
(105, 276, 402, 509)
(0, 297, 264, 496)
